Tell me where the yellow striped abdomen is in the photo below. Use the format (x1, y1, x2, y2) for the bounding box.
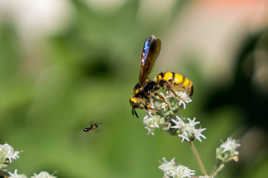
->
(154, 72, 193, 96)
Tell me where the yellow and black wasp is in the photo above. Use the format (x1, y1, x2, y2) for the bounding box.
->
(129, 35, 194, 117)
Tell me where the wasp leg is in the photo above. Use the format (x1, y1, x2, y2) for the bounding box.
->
(151, 92, 172, 111)
(163, 83, 187, 103)
(169, 88, 179, 98)
(144, 97, 158, 114)
(152, 92, 168, 104)
(145, 103, 158, 114)
(131, 101, 157, 117)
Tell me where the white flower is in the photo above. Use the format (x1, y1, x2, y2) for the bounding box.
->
(9, 169, 27, 178)
(171, 117, 206, 142)
(220, 138, 240, 153)
(216, 137, 240, 162)
(159, 157, 177, 176)
(31, 171, 56, 178)
(176, 92, 192, 109)
(159, 157, 195, 178)
(161, 102, 168, 110)
(0, 143, 20, 168)
(175, 165, 195, 178)
(143, 113, 164, 135)
(161, 91, 192, 110)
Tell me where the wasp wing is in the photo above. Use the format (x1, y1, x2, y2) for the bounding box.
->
(138, 35, 161, 86)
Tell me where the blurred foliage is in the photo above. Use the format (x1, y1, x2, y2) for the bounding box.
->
(204, 29, 268, 178)
(0, 0, 267, 178)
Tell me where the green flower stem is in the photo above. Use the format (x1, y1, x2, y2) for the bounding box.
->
(210, 162, 225, 177)
(190, 142, 208, 175)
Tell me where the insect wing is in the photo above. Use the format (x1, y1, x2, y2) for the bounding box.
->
(139, 35, 161, 86)
(81, 122, 101, 134)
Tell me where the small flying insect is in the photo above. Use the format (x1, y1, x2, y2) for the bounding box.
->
(129, 35, 194, 117)
(82, 122, 101, 134)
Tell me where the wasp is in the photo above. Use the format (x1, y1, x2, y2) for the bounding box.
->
(129, 35, 194, 117)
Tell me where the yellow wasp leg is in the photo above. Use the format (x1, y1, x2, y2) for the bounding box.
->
(145, 102, 158, 114)
(150, 92, 172, 111)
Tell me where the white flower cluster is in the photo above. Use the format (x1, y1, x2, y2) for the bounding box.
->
(0, 143, 20, 169)
(171, 117, 206, 142)
(175, 91, 192, 109)
(142, 90, 206, 140)
(0, 143, 56, 178)
(31, 171, 56, 178)
(9, 169, 27, 178)
(8, 170, 55, 178)
(159, 157, 195, 178)
(143, 113, 165, 135)
(149, 91, 192, 115)
(136, 84, 241, 177)
(216, 137, 240, 162)
(136, 81, 241, 177)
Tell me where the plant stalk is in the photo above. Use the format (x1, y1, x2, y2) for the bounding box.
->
(210, 162, 225, 177)
(190, 142, 207, 175)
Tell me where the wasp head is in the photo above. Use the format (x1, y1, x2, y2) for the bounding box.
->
(133, 83, 142, 96)
(129, 96, 145, 118)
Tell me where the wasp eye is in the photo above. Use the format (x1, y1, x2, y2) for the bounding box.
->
(134, 83, 141, 90)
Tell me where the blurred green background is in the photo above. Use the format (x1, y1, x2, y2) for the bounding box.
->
(0, 0, 268, 177)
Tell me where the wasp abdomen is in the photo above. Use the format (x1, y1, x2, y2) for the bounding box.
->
(154, 72, 194, 96)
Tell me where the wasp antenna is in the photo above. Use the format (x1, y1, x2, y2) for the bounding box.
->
(132, 108, 139, 118)
(134, 110, 139, 118)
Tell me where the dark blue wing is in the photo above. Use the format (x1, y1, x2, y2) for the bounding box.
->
(139, 35, 161, 86)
